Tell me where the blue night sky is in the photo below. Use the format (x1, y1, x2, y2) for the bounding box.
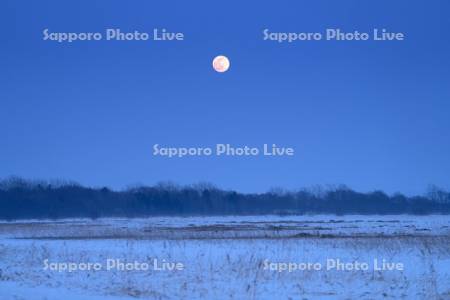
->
(1, 0, 449, 194)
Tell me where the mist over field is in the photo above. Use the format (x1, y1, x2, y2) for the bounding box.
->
(1, 179, 449, 298)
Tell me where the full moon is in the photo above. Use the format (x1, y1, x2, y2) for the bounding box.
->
(212, 55, 230, 73)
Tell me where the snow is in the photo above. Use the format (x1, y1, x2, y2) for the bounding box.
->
(0, 215, 449, 299)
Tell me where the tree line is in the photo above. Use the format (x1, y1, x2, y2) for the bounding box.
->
(0, 177, 449, 220)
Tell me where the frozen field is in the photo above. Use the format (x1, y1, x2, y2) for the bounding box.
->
(0, 215, 449, 299)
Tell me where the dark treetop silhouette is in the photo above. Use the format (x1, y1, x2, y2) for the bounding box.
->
(1, 177, 449, 220)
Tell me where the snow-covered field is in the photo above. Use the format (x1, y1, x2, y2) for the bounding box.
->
(0, 215, 449, 299)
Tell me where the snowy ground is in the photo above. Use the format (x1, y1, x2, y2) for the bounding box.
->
(0, 215, 449, 299)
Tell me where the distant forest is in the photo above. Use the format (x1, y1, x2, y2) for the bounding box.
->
(0, 177, 449, 220)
